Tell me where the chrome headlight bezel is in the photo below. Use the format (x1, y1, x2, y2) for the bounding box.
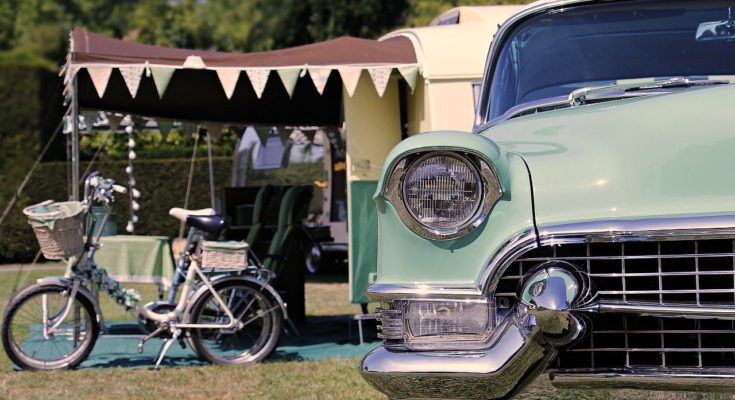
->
(383, 149, 503, 241)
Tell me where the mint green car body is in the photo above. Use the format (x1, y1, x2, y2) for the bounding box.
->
(374, 132, 533, 286)
(375, 83, 735, 287)
(362, 1, 735, 398)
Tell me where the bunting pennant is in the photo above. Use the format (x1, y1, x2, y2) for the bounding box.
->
(183, 55, 206, 69)
(245, 69, 270, 99)
(278, 127, 291, 144)
(63, 65, 79, 85)
(337, 67, 362, 97)
(367, 67, 392, 97)
(86, 66, 113, 98)
(308, 68, 332, 95)
(157, 119, 174, 140)
(119, 66, 145, 98)
(216, 69, 241, 100)
(63, 82, 72, 97)
(398, 65, 419, 94)
(254, 126, 271, 146)
(303, 129, 316, 143)
(107, 113, 123, 134)
(81, 110, 98, 133)
(151, 67, 175, 98)
(289, 129, 309, 144)
(277, 69, 300, 98)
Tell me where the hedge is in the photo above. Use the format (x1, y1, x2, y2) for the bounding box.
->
(0, 157, 233, 261)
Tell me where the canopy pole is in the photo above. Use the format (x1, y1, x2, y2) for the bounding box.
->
(70, 76, 80, 200)
(204, 126, 215, 209)
(178, 133, 199, 239)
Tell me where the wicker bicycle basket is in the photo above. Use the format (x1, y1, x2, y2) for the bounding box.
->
(23, 200, 84, 260)
(201, 240, 249, 269)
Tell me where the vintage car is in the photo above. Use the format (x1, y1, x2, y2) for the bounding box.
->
(360, 0, 735, 398)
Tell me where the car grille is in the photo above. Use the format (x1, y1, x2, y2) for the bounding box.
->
(554, 314, 735, 369)
(495, 239, 735, 304)
(495, 238, 735, 369)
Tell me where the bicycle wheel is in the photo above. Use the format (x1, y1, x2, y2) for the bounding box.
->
(187, 280, 282, 365)
(2, 282, 100, 370)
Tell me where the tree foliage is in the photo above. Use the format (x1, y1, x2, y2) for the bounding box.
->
(405, 0, 534, 27)
(0, 0, 537, 63)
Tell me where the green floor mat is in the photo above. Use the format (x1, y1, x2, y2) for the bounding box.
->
(79, 316, 379, 369)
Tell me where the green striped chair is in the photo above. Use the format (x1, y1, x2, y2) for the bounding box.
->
(262, 185, 313, 275)
(245, 185, 275, 248)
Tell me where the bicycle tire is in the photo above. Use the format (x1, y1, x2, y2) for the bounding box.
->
(187, 279, 282, 366)
(2, 282, 100, 370)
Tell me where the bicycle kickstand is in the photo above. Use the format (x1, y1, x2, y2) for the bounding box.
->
(137, 325, 167, 353)
(153, 327, 182, 369)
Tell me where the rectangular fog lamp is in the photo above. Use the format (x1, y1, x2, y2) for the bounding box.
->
(406, 300, 491, 338)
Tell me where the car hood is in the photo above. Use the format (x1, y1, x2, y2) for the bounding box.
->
(481, 84, 735, 227)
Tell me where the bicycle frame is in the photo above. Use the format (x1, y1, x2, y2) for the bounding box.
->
(79, 198, 242, 331)
(38, 173, 285, 367)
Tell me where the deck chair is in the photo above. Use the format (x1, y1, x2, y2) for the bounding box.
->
(245, 185, 275, 248)
(262, 185, 313, 274)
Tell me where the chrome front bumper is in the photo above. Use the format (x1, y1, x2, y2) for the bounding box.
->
(361, 264, 585, 399)
(361, 307, 582, 399)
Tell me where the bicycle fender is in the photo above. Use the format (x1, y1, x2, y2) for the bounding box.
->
(35, 276, 104, 328)
(183, 275, 289, 322)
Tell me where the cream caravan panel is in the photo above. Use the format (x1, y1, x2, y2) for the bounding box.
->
(393, 6, 523, 135)
(344, 72, 402, 181)
(384, 6, 523, 80)
(406, 75, 427, 135)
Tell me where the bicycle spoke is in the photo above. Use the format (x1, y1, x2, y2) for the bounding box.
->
(191, 283, 280, 364)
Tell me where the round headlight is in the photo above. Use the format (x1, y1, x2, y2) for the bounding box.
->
(402, 153, 482, 232)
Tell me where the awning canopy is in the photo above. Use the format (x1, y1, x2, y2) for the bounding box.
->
(65, 28, 419, 124)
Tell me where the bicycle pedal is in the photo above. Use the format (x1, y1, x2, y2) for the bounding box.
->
(137, 340, 145, 353)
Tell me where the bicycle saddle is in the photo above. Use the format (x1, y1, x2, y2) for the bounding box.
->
(187, 215, 229, 235)
(169, 207, 215, 222)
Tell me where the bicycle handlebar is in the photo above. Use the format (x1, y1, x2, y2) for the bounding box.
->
(84, 172, 125, 205)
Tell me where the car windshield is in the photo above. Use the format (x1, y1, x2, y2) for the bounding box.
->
(486, 0, 735, 121)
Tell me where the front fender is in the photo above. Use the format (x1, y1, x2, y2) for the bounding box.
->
(35, 276, 104, 328)
(370, 131, 536, 290)
(375, 131, 511, 200)
(183, 275, 289, 323)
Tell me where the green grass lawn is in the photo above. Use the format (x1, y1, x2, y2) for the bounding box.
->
(0, 266, 728, 400)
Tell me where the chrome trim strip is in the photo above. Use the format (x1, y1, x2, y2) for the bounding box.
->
(383, 149, 503, 241)
(480, 229, 539, 294)
(486, 215, 735, 300)
(570, 347, 735, 353)
(366, 283, 484, 301)
(377, 306, 404, 340)
(517, 252, 735, 262)
(580, 300, 735, 320)
(538, 214, 735, 243)
(369, 214, 735, 302)
(550, 368, 735, 392)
